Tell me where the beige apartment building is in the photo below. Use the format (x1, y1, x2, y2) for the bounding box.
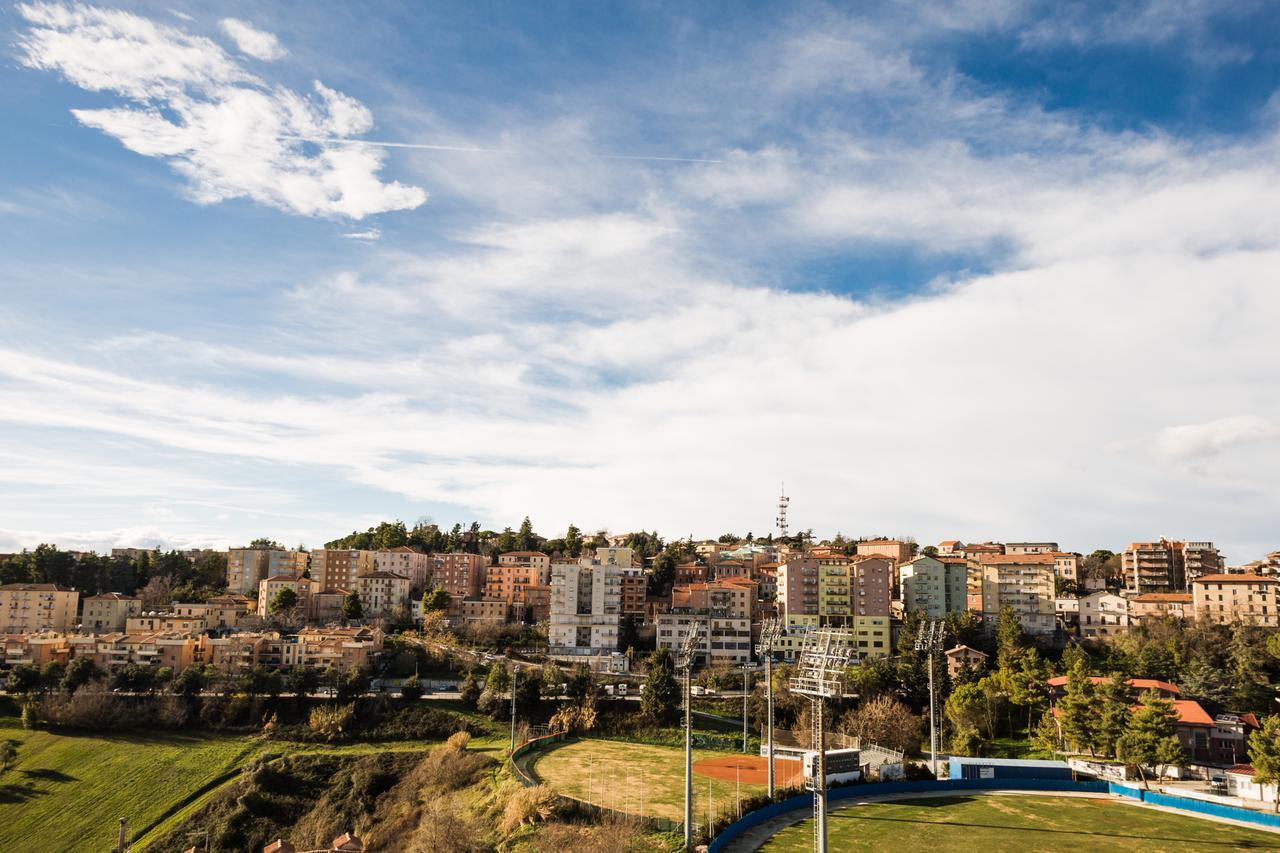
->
(1192, 574, 1279, 626)
(429, 553, 487, 599)
(1130, 592, 1193, 624)
(1006, 542, 1059, 555)
(0, 584, 79, 633)
(374, 547, 433, 591)
(1123, 539, 1223, 592)
(310, 549, 376, 591)
(82, 592, 142, 632)
(257, 574, 319, 617)
(357, 571, 411, 617)
(978, 554, 1056, 636)
(548, 547, 641, 655)
(227, 548, 310, 594)
(127, 613, 208, 634)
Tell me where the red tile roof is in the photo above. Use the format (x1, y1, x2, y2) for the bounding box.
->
(1045, 676, 1181, 695)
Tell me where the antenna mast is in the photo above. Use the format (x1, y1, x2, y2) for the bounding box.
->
(776, 483, 790, 539)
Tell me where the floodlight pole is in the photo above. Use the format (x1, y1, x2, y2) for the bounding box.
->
(742, 664, 749, 753)
(509, 663, 517, 755)
(915, 620, 945, 778)
(755, 617, 781, 799)
(679, 620, 702, 852)
(788, 627, 854, 853)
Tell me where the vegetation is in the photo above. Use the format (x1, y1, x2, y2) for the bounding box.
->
(640, 648, 679, 723)
(757, 794, 1280, 851)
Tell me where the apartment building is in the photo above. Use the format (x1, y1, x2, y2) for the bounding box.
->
(356, 571, 411, 616)
(855, 539, 913, 563)
(548, 547, 641, 655)
(0, 584, 79, 633)
(2, 632, 71, 667)
(310, 549, 376, 591)
(485, 551, 553, 621)
(1078, 590, 1130, 638)
(69, 631, 201, 672)
(674, 562, 709, 586)
(978, 554, 1056, 636)
(226, 548, 310, 594)
(257, 574, 319, 617)
(374, 547, 433, 591)
(900, 555, 969, 619)
(127, 613, 208, 634)
(1192, 574, 1279, 627)
(1006, 542, 1059, 555)
(451, 597, 516, 624)
(656, 577, 756, 666)
(1129, 592, 1192, 624)
(850, 557, 892, 658)
(777, 558, 819, 628)
(937, 540, 964, 556)
(1050, 552, 1080, 583)
(1123, 539, 1223, 592)
(945, 644, 987, 678)
(429, 553, 487, 599)
(81, 592, 142, 632)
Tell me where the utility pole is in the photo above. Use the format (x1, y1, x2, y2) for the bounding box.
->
(914, 620, 946, 777)
(509, 663, 517, 755)
(789, 628, 856, 853)
(678, 620, 703, 851)
(755, 617, 782, 798)
(742, 664, 750, 753)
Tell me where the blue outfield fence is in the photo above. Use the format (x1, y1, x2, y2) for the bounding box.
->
(1110, 782, 1280, 830)
(706, 778, 1109, 852)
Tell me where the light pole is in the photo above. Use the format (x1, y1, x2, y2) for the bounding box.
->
(678, 620, 703, 851)
(742, 663, 750, 753)
(755, 617, 782, 798)
(789, 628, 856, 853)
(509, 663, 518, 755)
(914, 620, 946, 777)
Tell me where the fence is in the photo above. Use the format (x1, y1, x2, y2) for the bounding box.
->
(707, 778, 1110, 852)
(1110, 783, 1280, 830)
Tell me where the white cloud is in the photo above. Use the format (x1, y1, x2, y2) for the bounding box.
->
(1153, 416, 1280, 460)
(219, 17, 287, 62)
(17, 3, 425, 219)
(342, 228, 381, 241)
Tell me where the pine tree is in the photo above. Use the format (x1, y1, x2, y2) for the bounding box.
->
(641, 648, 680, 723)
(1058, 660, 1099, 756)
(1249, 715, 1280, 812)
(1116, 688, 1183, 788)
(1095, 675, 1132, 758)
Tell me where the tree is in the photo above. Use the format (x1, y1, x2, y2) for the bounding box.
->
(422, 587, 451, 613)
(6, 664, 40, 694)
(1031, 711, 1061, 756)
(1229, 624, 1272, 714)
(1095, 675, 1132, 758)
(564, 525, 582, 558)
(994, 606, 1027, 671)
(1248, 715, 1280, 811)
(269, 587, 298, 615)
(61, 657, 99, 694)
(640, 648, 680, 723)
(517, 517, 537, 551)
(287, 666, 322, 699)
(342, 590, 364, 622)
(1058, 660, 1099, 756)
(618, 615, 640, 653)
(648, 552, 677, 596)
(459, 672, 483, 707)
(248, 538, 282, 549)
(837, 695, 922, 756)
(336, 666, 370, 702)
(401, 675, 423, 701)
(172, 665, 205, 698)
(1116, 688, 1183, 788)
(0, 742, 15, 772)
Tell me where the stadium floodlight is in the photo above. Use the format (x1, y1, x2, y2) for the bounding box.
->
(677, 619, 704, 851)
(788, 628, 856, 853)
(754, 617, 783, 798)
(914, 620, 947, 778)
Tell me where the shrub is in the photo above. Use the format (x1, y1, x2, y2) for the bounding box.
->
(309, 704, 356, 742)
(446, 731, 471, 751)
(501, 784, 562, 832)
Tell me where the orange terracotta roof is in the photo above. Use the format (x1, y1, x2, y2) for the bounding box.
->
(977, 553, 1055, 564)
(1132, 592, 1193, 602)
(1193, 574, 1275, 583)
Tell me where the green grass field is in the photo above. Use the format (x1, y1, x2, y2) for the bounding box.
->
(530, 737, 768, 825)
(0, 705, 506, 853)
(759, 795, 1280, 852)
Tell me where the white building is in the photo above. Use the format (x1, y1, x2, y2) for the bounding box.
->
(1079, 590, 1130, 638)
(548, 547, 641, 656)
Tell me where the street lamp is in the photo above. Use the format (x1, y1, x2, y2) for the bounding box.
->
(914, 620, 947, 777)
(678, 620, 704, 851)
(789, 628, 856, 853)
(755, 617, 782, 798)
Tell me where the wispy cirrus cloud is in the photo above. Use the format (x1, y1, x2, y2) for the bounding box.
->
(16, 3, 425, 219)
(219, 17, 287, 62)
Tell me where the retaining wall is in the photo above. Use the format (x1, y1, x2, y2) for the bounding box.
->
(1110, 782, 1280, 830)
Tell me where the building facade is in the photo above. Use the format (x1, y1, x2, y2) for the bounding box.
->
(1192, 574, 1279, 626)
(81, 593, 142, 632)
(0, 584, 79, 633)
(978, 554, 1056, 636)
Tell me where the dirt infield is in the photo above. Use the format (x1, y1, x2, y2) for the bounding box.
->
(693, 754, 805, 787)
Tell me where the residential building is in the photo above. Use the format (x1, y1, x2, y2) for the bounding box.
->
(1046, 676, 1180, 702)
(674, 562, 709, 586)
(486, 552, 553, 621)
(945, 644, 987, 679)
(1005, 542, 1059, 555)
(936, 540, 964, 556)
(855, 539, 912, 563)
(961, 543, 1004, 559)
(126, 613, 208, 634)
(356, 571, 412, 616)
(1050, 552, 1080, 583)
(978, 554, 1056, 636)
(256, 574, 319, 618)
(777, 558, 819, 628)
(2, 632, 70, 667)
(451, 597, 514, 623)
(429, 553, 487, 599)
(1192, 574, 1279, 626)
(1129, 592, 1193, 624)
(0, 584, 79, 633)
(308, 589, 350, 624)
(374, 547, 433, 591)
(657, 577, 756, 665)
(1122, 539, 1222, 592)
(1078, 590, 1130, 638)
(900, 555, 968, 618)
(226, 547, 310, 595)
(81, 593, 142, 632)
(548, 547, 641, 655)
(310, 549, 376, 592)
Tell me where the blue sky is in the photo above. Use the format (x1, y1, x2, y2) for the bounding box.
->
(2, 1, 1279, 561)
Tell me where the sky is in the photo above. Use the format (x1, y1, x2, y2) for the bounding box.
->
(2, 1, 1279, 562)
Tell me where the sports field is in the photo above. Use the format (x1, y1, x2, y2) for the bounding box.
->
(531, 738, 797, 824)
(758, 794, 1280, 852)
